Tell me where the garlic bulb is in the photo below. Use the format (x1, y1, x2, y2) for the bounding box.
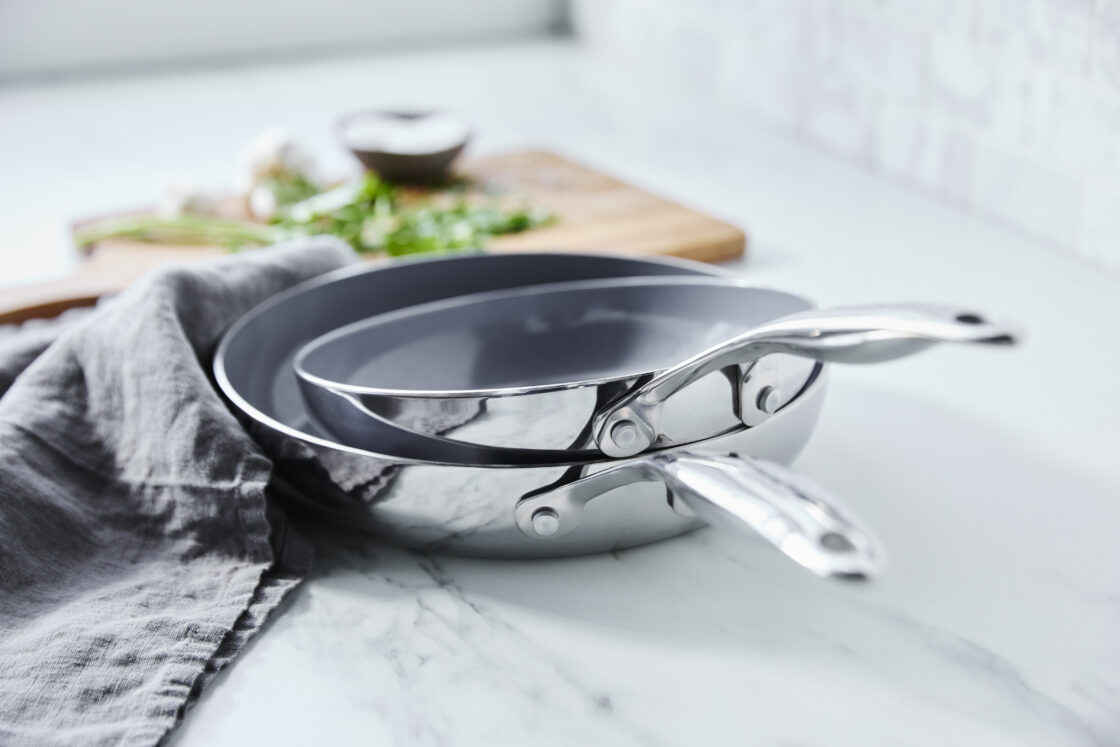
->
(235, 127, 319, 194)
(158, 186, 220, 218)
(248, 184, 280, 222)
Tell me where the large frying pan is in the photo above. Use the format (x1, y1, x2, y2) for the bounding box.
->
(293, 277, 1016, 460)
(214, 252, 884, 578)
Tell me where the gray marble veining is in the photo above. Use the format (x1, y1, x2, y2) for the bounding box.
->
(173, 382, 1120, 746)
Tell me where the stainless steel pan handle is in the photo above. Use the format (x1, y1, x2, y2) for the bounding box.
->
(593, 304, 1018, 457)
(514, 451, 884, 580)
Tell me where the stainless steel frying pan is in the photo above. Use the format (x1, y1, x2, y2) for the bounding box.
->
(293, 277, 1017, 460)
(213, 252, 884, 578)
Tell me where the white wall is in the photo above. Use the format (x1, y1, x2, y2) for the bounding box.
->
(0, 0, 566, 79)
(573, 0, 1120, 271)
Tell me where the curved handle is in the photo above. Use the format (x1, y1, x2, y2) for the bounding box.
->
(594, 304, 1018, 457)
(515, 451, 885, 580)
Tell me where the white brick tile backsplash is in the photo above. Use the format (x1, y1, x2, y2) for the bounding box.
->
(974, 144, 1082, 246)
(797, 4, 884, 160)
(1034, 72, 1120, 177)
(983, 45, 1038, 151)
(1081, 180, 1120, 268)
(714, 0, 819, 128)
(1091, 0, 1120, 89)
(928, 35, 998, 125)
(980, 0, 1093, 75)
(573, 0, 1120, 270)
(876, 105, 975, 202)
(826, 4, 926, 102)
(868, 0, 982, 37)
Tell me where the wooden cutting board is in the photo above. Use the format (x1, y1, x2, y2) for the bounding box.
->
(0, 150, 745, 324)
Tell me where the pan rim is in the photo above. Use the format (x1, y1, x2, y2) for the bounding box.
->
(292, 274, 815, 399)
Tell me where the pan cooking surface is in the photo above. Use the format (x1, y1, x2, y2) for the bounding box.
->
(348, 311, 739, 389)
(300, 280, 811, 393)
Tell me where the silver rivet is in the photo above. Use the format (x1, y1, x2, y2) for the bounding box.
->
(610, 420, 641, 449)
(756, 386, 783, 414)
(531, 508, 560, 536)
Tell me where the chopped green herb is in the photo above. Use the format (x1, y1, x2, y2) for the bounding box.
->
(75, 171, 555, 256)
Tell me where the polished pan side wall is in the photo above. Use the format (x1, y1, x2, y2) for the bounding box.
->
(257, 372, 827, 557)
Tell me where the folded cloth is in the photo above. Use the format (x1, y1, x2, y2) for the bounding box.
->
(0, 239, 355, 745)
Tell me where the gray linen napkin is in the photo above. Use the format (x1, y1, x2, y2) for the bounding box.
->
(0, 239, 355, 745)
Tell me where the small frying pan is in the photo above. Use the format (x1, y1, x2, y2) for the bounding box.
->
(294, 276, 1017, 461)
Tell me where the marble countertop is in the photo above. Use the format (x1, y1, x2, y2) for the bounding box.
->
(3, 39, 1119, 747)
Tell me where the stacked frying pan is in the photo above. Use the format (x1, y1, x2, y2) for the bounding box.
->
(214, 252, 1017, 580)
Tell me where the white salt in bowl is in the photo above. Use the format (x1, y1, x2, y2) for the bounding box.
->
(337, 110, 471, 182)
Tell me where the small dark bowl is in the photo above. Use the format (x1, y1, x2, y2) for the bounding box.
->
(336, 110, 470, 183)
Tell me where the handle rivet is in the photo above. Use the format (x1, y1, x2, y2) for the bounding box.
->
(610, 420, 642, 450)
(756, 386, 783, 414)
(531, 507, 561, 536)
